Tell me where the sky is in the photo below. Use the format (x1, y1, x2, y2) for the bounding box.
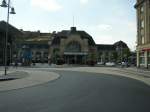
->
(0, 0, 136, 51)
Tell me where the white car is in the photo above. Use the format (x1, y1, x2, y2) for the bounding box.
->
(97, 62, 104, 65)
(105, 62, 115, 66)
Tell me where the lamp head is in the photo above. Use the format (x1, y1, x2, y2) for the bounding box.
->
(0, 0, 7, 7)
(10, 7, 16, 14)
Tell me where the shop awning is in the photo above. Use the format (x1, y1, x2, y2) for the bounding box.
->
(64, 52, 88, 55)
(142, 48, 150, 51)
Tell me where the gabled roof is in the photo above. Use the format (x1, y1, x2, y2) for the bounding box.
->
(57, 30, 70, 37)
(113, 40, 128, 48)
(0, 21, 22, 35)
(51, 27, 95, 46)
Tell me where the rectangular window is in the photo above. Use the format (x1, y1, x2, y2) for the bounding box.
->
(141, 20, 144, 28)
(140, 52, 144, 57)
(140, 5, 144, 20)
(140, 57, 145, 64)
(140, 6, 144, 13)
(140, 52, 145, 64)
(142, 36, 145, 44)
(141, 28, 144, 36)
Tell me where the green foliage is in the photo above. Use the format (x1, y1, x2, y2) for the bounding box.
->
(112, 52, 118, 62)
(88, 52, 97, 61)
(52, 48, 60, 63)
(123, 48, 130, 58)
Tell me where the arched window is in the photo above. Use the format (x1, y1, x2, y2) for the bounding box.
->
(65, 41, 81, 52)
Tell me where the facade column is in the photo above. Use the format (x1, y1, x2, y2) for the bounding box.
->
(137, 50, 140, 67)
(32, 51, 36, 61)
(108, 53, 111, 62)
(41, 51, 44, 62)
(74, 55, 75, 64)
(102, 52, 105, 63)
(145, 51, 148, 68)
(18, 50, 22, 61)
(101, 56, 103, 63)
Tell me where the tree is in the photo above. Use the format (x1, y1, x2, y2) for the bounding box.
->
(122, 48, 131, 62)
(87, 52, 97, 65)
(112, 51, 118, 62)
(52, 48, 60, 64)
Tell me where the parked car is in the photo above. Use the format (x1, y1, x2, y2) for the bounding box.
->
(97, 62, 105, 65)
(105, 62, 115, 66)
(121, 62, 130, 67)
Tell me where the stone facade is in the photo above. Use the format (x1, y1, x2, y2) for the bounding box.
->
(97, 41, 130, 64)
(49, 27, 130, 65)
(49, 27, 96, 64)
(0, 21, 131, 66)
(16, 31, 51, 65)
(135, 0, 150, 68)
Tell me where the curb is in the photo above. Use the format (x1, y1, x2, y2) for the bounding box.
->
(117, 68, 150, 78)
(47, 67, 150, 86)
(0, 71, 29, 82)
(0, 70, 60, 92)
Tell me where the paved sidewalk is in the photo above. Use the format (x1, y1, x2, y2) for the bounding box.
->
(0, 68, 60, 92)
(117, 67, 150, 78)
(123, 67, 150, 74)
(0, 66, 149, 92)
(47, 67, 150, 86)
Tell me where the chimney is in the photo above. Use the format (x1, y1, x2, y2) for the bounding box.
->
(70, 27, 76, 32)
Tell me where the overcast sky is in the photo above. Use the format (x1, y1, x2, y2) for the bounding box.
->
(0, 0, 136, 51)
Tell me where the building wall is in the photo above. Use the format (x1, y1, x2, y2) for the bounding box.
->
(49, 36, 130, 65)
(97, 41, 130, 64)
(15, 31, 51, 65)
(17, 44, 49, 65)
(97, 50, 115, 63)
(0, 31, 14, 65)
(0, 32, 5, 65)
(135, 0, 150, 68)
(49, 34, 91, 64)
(59, 34, 89, 56)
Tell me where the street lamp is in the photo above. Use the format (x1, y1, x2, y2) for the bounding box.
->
(0, 0, 16, 75)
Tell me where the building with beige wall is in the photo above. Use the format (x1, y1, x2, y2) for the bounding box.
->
(135, 0, 150, 68)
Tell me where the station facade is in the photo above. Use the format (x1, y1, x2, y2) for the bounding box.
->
(49, 27, 130, 65)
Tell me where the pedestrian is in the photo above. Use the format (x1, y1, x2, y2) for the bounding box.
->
(15, 60, 18, 68)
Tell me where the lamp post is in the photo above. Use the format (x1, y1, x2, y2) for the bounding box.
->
(121, 43, 123, 62)
(0, 0, 16, 75)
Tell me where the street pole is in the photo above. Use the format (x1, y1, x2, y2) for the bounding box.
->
(1, 0, 15, 75)
(4, 0, 10, 75)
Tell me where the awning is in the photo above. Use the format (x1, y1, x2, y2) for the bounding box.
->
(64, 52, 88, 55)
(142, 48, 150, 51)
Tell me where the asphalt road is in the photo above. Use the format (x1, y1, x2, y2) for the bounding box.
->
(0, 70, 150, 112)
